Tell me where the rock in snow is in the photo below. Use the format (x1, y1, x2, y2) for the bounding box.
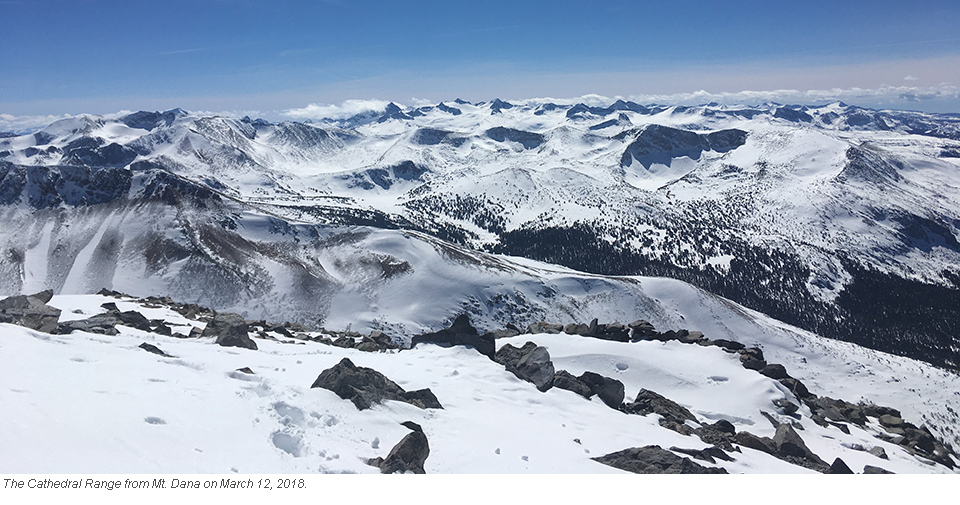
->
(310, 357, 442, 410)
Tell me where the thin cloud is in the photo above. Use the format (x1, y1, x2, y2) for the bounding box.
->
(283, 99, 393, 120)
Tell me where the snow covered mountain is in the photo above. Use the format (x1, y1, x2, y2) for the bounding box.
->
(1, 98, 960, 474)
(2, 99, 959, 371)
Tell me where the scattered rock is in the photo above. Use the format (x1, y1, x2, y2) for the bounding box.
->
(152, 322, 172, 336)
(578, 371, 624, 409)
(56, 313, 120, 335)
(862, 465, 895, 474)
(622, 389, 697, 425)
(773, 398, 799, 416)
(116, 310, 154, 332)
(868, 446, 888, 460)
(0, 291, 62, 333)
(627, 319, 657, 339)
(669, 445, 734, 464)
(826, 457, 854, 474)
(592, 445, 727, 474)
(739, 347, 766, 370)
(139, 342, 174, 358)
(411, 314, 494, 358)
(378, 422, 430, 474)
(779, 377, 813, 399)
(553, 370, 593, 398)
(201, 313, 257, 350)
(760, 364, 791, 380)
(235, 367, 255, 374)
(708, 339, 745, 352)
(772, 424, 828, 471)
(495, 342, 555, 392)
(734, 431, 777, 455)
(310, 357, 442, 410)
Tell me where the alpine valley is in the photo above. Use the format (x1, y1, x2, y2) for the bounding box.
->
(2, 98, 960, 474)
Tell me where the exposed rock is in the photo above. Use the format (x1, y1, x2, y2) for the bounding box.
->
(779, 377, 813, 399)
(669, 445, 735, 464)
(188, 326, 203, 339)
(138, 342, 174, 358)
(56, 313, 120, 335)
(116, 310, 153, 332)
(622, 389, 697, 424)
(868, 446, 888, 460)
(332, 336, 356, 348)
(592, 445, 727, 474)
(0, 291, 62, 333)
(773, 424, 828, 471)
(739, 347, 767, 370)
(879, 414, 906, 429)
(411, 314, 494, 358)
(378, 422, 429, 474)
(400, 389, 443, 409)
(356, 341, 380, 352)
(862, 404, 901, 419)
(495, 342, 555, 392)
(862, 465, 895, 474)
(693, 422, 737, 452)
(564, 322, 590, 336)
(708, 339, 745, 352)
(773, 398, 799, 416)
(202, 313, 257, 350)
(734, 431, 777, 455)
(553, 370, 593, 398)
(152, 322, 172, 336)
(235, 367, 255, 374)
(578, 371, 625, 409)
(760, 364, 791, 380)
(368, 330, 399, 349)
(627, 319, 657, 339)
(310, 357, 442, 410)
(826, 458, 854, 474)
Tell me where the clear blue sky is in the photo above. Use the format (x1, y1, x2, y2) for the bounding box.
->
(2, 0, 959, 119)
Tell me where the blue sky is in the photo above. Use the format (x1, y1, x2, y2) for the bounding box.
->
(2, 0, 959, 123)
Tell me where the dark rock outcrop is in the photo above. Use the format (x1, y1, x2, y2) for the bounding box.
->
(578, 371, 625, 409)
(734, 431, 777, 455)
(553, 370, 593, 398)
(862, 465, 895, 474)
(377, 421, 430, 474)
(593, 445, 727, 474)
(622, 388, 697, 424)
(0, 291, 61, 333)
(311, 358, 442, 410)
(772, 424, 828, 471)
(826, 457, 854, 474)
(139, 342, 174, 358)
(494, 341, 555, 392)
(411, 314, 494, 358)
(201, 312, 257, 350)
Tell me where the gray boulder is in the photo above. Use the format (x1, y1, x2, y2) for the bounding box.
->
(578, 371, 625, 409)
(378, 421, 430, 474)
(0, 291, 61, 333)
(592, 445, 727, 474)
(495, 341, 555, 392)
(201, 312, 257, 350)
(553, 370, 593, 398)
(760, 364, 791, 380)
(734, 431, 777, 455)
(56, 312, 120, 335)
(411, 314, 494, 358)
(623, 388, 697, 424)
(826, 457, 854, 474)
(862, 465, 895, 474)
(311, 357, 442, 410)
(773, 424, 828, 471)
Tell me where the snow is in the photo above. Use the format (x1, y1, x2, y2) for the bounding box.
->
(2, 292, 958, 474)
